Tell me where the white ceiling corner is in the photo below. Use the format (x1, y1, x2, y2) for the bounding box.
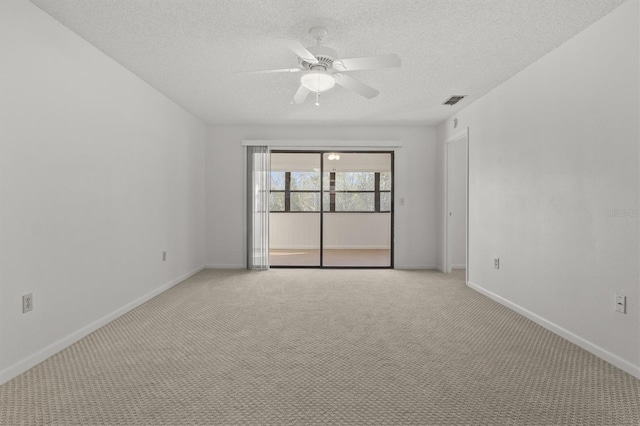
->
(29, 0, 628, 126)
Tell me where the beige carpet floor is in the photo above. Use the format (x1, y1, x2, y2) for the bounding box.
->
(1, 269, 638, 425)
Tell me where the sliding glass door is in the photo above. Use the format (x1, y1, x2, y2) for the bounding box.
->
(269, 151, 393, 268)
(269, 153, 321, 266)
(322, 152, 392, 267)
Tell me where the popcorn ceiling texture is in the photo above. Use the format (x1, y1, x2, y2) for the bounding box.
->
(30, 0, 627, 125)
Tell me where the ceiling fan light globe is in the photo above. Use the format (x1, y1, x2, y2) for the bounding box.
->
(301, 71, 335, 93)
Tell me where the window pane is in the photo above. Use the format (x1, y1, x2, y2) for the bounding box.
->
(290, 172, 320, 190)
(336, 192, 375, 211)
(381, 192, 391, 211)
(271, 172, 285, 190)
(270, 192, 285, 211)
(335, 172, 375, 191)
(380, 172, 392, 191)
(323, 172, 331, 191)
(323, 191, 330, 211)
(291, 192, 320, 211)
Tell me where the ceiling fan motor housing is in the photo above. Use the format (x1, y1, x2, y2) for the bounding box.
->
(300, 45, 338, 70)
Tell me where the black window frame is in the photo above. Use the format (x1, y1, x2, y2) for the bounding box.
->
(270, 171, 391, 213)
(323, 171, 391, 213)
(269, 171, 322, 213)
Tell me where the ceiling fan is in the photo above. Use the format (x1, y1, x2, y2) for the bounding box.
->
(238, 27, 401, 105)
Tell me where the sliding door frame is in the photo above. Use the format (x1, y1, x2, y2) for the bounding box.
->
(270, 149, 394, 269)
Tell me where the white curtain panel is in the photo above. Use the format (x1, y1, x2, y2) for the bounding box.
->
(246, 146, 270, 270)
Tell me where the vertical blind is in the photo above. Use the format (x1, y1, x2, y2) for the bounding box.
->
(246, 146, 270, 270)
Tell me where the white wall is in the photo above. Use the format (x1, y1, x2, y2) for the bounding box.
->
(270, 213, 321, 249)
(323, 213, 391, 249)
(0, 0, 206, 384)
(269, 213, 391, 249)
(206, 126, 437, 269)
(271, 152, 392, 172)
(438, 0, 639, 377)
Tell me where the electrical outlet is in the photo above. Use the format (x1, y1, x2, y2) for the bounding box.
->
(494, 258, 500, 269)
(616, 294, 626, 314)
(162, 251, 167, 262)
(22, 293, 33, 313)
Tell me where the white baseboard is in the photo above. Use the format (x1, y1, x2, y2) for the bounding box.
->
(451, 264, 466, 270)
(0, 265, 205, 385)
(324, 245, 390, 250)
(269, 246, 317, 250)
(468, 281, 640, 379)
(395, 264, 437, 270)
(205, 263, 437, 270)
(204, 264, 245, 269)
(269, 246, 390, 250)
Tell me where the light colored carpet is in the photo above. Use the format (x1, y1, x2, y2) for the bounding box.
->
(1, 269, 638, 425)
(269, 249, 391, 267)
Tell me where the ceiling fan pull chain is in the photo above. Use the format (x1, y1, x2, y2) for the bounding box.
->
(315, 91, 320, 106)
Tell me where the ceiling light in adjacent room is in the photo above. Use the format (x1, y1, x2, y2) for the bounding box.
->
(327, 153, 340, 160)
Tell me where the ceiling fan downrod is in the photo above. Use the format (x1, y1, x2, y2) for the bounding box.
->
(310, 27, 328, 45)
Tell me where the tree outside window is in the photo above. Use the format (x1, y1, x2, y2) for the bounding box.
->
(271, 170, 391, 213)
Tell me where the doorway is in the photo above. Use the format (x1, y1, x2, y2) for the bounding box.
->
(444, 132, 468, 276)
(269, 151, 393, 268)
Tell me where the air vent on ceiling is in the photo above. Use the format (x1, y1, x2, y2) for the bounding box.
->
(443, 95, 466, 106)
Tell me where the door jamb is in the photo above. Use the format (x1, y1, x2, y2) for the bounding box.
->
(443, 129, 469, 284)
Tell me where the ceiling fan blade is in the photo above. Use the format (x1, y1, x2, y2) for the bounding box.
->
(292, 84, 310, 104)
(333, 54, 401, 71)
(236, 68, 301, 74)
(333, 74, 379, 99)
(280, 39, 319, 64)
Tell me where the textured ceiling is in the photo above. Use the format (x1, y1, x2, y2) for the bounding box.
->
(30, 0, 627, 126)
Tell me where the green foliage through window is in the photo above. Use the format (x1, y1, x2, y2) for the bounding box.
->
(290, 172, 320, 190)
(291, 192, 320, 212)
(270, 170, 391, 213)
(335, 172, 375, 191)
(270, 192, 285, 211)
(335, 192, 375, 211)
(270, 172, 285, 190)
